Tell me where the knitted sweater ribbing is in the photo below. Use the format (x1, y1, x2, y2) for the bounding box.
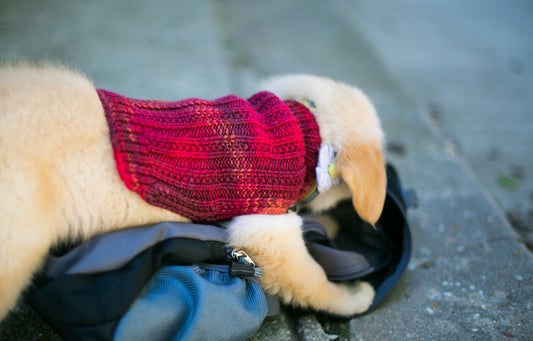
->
(97, 89, 321, 222)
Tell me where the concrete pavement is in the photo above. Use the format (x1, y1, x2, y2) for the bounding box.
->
(1, 0, 532, 340)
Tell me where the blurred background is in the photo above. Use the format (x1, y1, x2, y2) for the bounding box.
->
(1, 0, 532, 339)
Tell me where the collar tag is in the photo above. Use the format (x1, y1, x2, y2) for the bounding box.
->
(316, 144, 340, 193)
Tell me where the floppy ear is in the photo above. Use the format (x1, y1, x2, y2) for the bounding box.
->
(336, 141, 386, 225)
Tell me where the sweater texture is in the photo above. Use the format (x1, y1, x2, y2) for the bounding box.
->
(97, 89, 321, 222)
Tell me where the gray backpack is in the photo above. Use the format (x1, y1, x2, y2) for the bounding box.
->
(26, 164, 414, 340)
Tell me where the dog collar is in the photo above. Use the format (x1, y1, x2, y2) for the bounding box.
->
(298, 99, 340, 195)
(291, 144, 340, 212)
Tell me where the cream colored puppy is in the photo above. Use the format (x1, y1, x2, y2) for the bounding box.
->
(0, 65, 386, 321)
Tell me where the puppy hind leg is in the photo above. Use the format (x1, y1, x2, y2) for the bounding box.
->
(0, 160, 60, 321)
(0, 218, 56, 321)
(226, 213, 374, 316)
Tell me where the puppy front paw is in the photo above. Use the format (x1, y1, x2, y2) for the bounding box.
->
(339, 280, 375, 315)
(226, 213, 376, 316)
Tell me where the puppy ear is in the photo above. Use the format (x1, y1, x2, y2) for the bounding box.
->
(336, 141, 386, 225)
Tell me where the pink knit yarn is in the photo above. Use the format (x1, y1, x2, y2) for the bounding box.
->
(97, 89, 320, 222)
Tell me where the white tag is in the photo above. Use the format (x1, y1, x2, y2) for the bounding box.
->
(315, 144, 340, 193)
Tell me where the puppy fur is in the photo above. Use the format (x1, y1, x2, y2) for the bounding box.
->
(0, 65, 385, 321)
(259, 75, 386, 224)
(227, 213, 374, 316)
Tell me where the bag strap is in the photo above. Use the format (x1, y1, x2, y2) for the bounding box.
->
(44, 222, 229, 277)
(302, 220, 376, 280)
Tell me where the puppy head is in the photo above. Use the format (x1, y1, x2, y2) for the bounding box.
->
(259, 74, 386, 225)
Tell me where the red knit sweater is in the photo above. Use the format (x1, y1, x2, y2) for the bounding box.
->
(97, 89, 321, 222)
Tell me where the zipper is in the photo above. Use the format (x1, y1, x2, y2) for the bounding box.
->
(229, 249, 263, 278)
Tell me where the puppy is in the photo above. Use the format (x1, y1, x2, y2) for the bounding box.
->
(0, 64, 386, 321)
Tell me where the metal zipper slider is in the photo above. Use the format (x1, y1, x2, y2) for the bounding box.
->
(231, 249, 255, 267)
(230, 249, 263, 278)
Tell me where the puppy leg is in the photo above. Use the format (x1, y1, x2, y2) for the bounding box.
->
(0, 164, 59, 320)
(0, 220, 55, 320)
(227, 213, 374, 316)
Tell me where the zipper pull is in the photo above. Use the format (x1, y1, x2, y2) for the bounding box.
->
(231, 249, 255, 266)
(230, 249, 263, 278)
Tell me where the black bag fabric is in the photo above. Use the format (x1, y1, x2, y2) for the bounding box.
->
(303, 164, 414, 317)
(26, 164, 413, 339)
